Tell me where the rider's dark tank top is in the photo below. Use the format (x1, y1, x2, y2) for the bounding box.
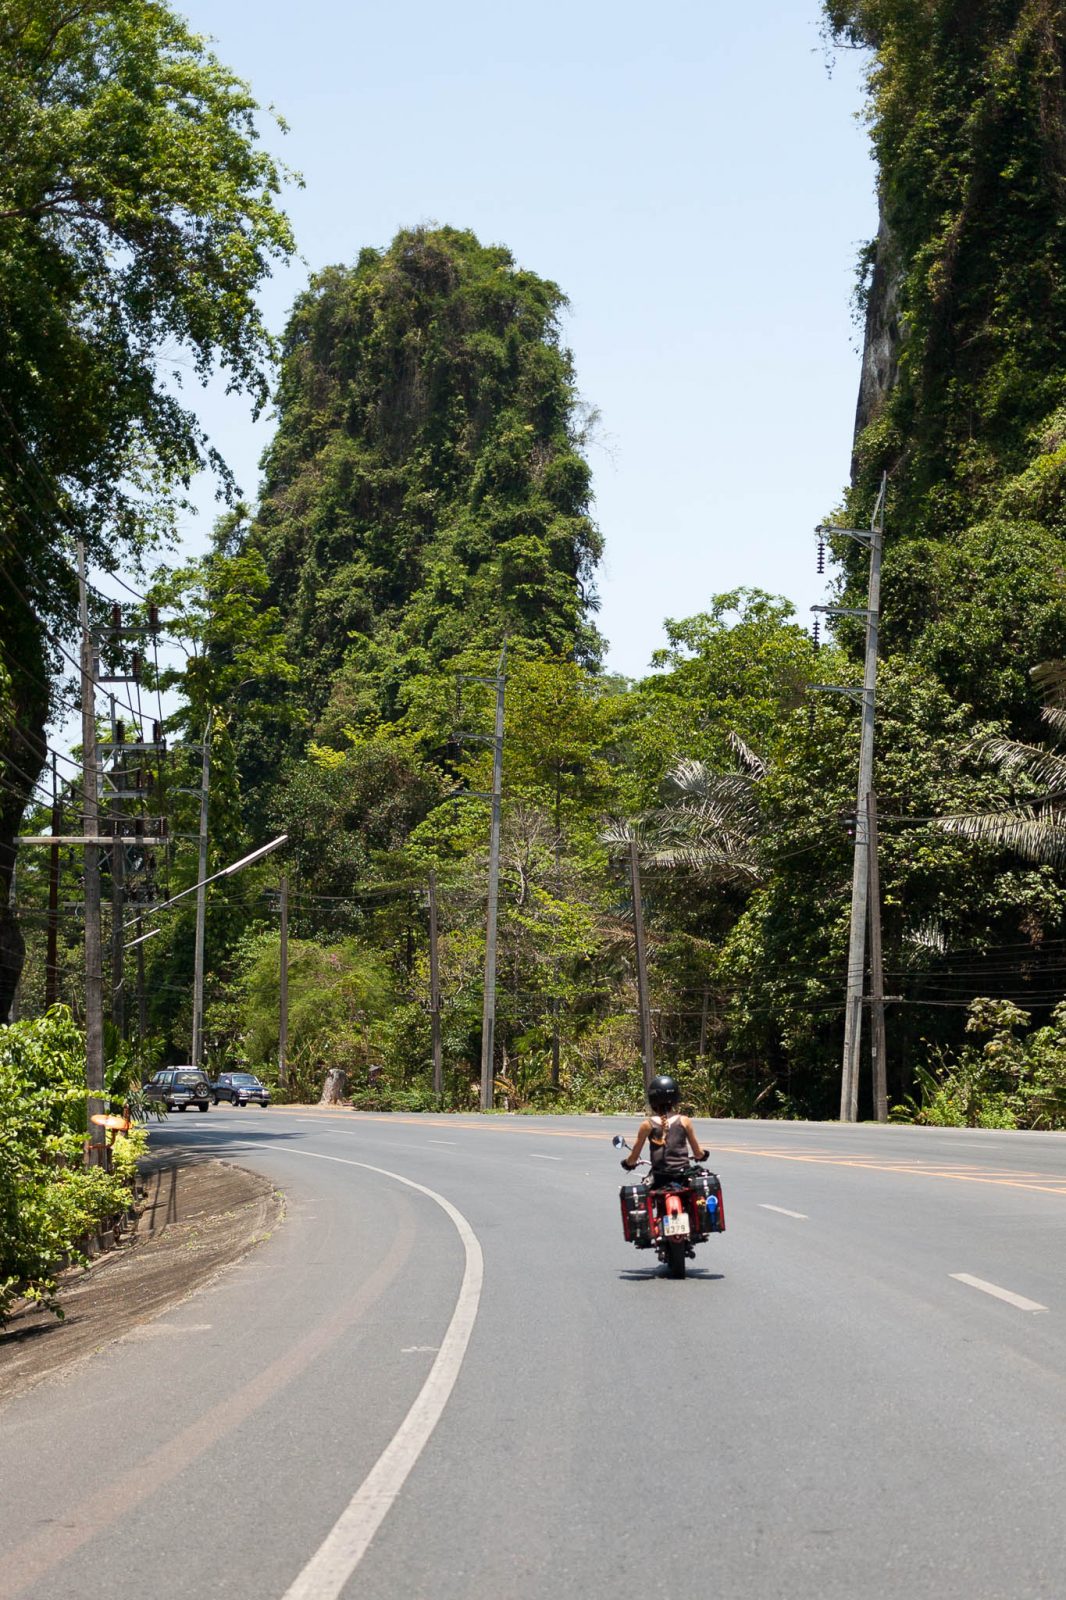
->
(649, 1114, 689, 1173)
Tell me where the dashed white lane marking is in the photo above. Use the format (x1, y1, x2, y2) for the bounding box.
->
(428, 1140, 456, 1146)
(759, 1204, 808, 1220)
(401, 1346, 439, 1354)
(278, 1153, 483, 1600)
(529, 1152, 562, 1161)
(949, 1273, 1048, 1313)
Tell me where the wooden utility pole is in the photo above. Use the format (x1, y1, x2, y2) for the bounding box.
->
(479, 644, 507, 1111)
(76, 542, 106, 1162)
(629, 838, 654, 1090)
(428, 869, 443, 1098)
(278, 872, 288, 1090)
(867, 788, 888, 1122)
(45, 752, 60, 1006)
(190, 725, 211, 1069)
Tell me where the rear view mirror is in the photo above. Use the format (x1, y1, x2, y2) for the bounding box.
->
(612, 1134, 627, 1150)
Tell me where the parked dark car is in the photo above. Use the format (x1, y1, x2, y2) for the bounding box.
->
(210, 1072, 271, 1108)
(143, 1069, 212, 1112)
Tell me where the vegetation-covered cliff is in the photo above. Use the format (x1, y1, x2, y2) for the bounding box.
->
(245, 227, 604, 749)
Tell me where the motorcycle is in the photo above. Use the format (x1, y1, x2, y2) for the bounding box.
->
(612, 1133, 725, 1278)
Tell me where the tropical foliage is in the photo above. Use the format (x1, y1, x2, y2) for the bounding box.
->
(11, 12, 1066, 1127)
(0, 0, 296, 1014)
(0, 1009, 137, 1323)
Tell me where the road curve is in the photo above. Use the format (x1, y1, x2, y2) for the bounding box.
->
(2, 1110, 1066, 1600)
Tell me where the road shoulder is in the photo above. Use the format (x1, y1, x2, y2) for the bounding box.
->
(0, 1150, 283, 1406)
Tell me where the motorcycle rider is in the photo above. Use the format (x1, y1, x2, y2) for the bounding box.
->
(620, 1074, 709, 1183)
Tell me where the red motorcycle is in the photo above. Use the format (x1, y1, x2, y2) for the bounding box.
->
(612, 1134, 725, 1278)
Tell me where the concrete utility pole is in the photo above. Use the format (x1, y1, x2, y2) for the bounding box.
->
(109, 700, 125, 1036)
(428, 868, 443, 1098)
(278, 872, 288, 1090)
(479, 644, 507, 1111)
(190, 723, 211, 1069)
(7, 859, 18, 1022)
(76, 541, 106, 1162)
(136, 913, 148, 1037)
(867, 788, 888, 1123)
(45, 752, 60, 1006)
(629, 838, 654, 1090)
(814, 478, 885, 1123)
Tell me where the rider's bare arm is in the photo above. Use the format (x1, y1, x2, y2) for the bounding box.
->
(682, 1116, 709, 1162)
(623, 1119, 652, 1169)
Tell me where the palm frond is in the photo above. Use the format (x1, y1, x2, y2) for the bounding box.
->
(936, 804, 1066, 865)
(903, 922, 948, 957)
(1031, 659, 1066, 708)
(1040, 704, 1066, 740)
(727, 731, 768, 779)
(599, 818, 639, 856)
(640, 843, 760, 879)
(981, 737, 1066, 791)
(601, 734, 766, 883)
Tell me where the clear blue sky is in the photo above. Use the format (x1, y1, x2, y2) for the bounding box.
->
(170, 0, 875, 679)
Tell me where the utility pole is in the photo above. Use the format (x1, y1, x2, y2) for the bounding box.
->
(109, 699, 125, 1035)
(813, 476, 886, 1123)
(479, 644, 507, 1111)
(278, 872, 288, 1090)
(867, 788, 888, 1122)
(76, 541, 106, 1163)
(190, 723, 211, 1070)
(45, 752, 60, 1006)
(6, 859, 18, 1022)
(428, 868, 443, 1098)
(629, 838, 654, 1089)
(551, 777, 562, 1089)
(136, 913, 148, 1037)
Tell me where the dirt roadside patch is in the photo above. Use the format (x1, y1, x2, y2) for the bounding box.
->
(0, 1150, 283, 1406)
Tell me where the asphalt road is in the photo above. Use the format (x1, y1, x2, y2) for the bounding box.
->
(2, 1109, 1066, 1600)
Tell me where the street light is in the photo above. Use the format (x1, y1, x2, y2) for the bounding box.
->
(122, 834, 288, 929)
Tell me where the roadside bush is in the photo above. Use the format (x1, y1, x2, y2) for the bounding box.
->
(892, 998, 1066, 1129)
(0, 1009, 135, 1323)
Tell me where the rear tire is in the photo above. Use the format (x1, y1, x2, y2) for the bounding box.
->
(665, 1241, 687, 1279)
(198, 1102, 208, 1112)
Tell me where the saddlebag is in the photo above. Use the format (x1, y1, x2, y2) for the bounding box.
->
(687, 1170, 726, 1236)
(619, 1183, 653, 1246)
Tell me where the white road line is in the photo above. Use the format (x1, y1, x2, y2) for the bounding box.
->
(759, 1203, 808, 1220)
(949, 1273, 1048, 1313)
(529, 1153, 562, 1161)
(277, 1152, 484, 1600)
(428, 1140, 456, 1146)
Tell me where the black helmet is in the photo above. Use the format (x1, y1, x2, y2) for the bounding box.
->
(647, 1074, 680, 1112)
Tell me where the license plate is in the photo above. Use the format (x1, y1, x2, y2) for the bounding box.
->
(662, 1215, 690, 1238)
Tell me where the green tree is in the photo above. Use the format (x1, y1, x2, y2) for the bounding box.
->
(0, 0, 295, 1011)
